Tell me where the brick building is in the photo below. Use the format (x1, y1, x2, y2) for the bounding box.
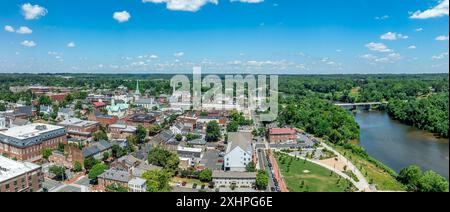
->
(0, 124, 67, 161)
(268, 128, 297, 143)
(0, 156, 43, 192)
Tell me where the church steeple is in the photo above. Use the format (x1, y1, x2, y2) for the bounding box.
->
(134, 80, 141, 95)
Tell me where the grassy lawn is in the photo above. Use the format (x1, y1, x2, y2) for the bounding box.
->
(331, 144, 405, 191)
(276, 153, 355, 192)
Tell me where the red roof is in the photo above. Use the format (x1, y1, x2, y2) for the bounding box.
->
(269, 128, 296, 135)
(93, 102, 107, 107)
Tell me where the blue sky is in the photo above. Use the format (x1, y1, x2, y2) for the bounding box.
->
(0, 0, 448, 74)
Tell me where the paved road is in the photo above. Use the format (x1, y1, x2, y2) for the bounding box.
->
(257, 149, 276, 192)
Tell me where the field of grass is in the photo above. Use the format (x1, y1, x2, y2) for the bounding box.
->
(331, 144, 405, 191)
(276, 153, 355, 192)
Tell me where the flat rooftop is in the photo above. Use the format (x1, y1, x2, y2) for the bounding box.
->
(0, 156, 41, 182)
(58, 118, 99, 128)
(0, 123, 64, 140)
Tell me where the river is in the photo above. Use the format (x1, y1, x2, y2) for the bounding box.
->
(355, 111, 449, 179)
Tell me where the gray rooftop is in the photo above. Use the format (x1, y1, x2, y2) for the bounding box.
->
(98, 168, 130, 183)
(82, 140, 112, 158)
(226, 132, 252, 153)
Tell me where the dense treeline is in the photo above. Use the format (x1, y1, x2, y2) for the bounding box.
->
(278, 74, 448, 103)
(387, 92, 449, 138)
(278, 95, 360, 144)
(0, 73, 173, 98)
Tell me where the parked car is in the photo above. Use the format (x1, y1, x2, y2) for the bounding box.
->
(182, 181, 187, 186)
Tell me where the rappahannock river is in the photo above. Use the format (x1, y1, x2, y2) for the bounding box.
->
(355, 111, 449, 179)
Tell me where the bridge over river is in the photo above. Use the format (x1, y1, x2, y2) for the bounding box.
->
(334, 102, 386, 110)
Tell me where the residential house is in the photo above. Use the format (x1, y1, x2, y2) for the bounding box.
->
(224, 132, 253, 172)
(128, 177, 147, 192)
(82, 140, 112, 161)
(97, 168, 130, 189)
(108, 123, 136, 139)
(177, 146, 203, 168)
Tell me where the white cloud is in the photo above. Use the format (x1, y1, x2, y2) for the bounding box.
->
(21, 40, 37, 47)
(432, 52, 449, 60)
(410, 0, 449, 19)
(113, 11, 131, 23)
(143, 0, 218, 12)
(21, 3, 47, 20)
(360, 53, 402, 64)
(174, 52, 185, 57)
(16, 26, 33, 34)
(365, 42, 392, 52)
(408, 45, 417, 49)
(435, 35, 449, 41)
(415, 28, 423, 32)
(4, 25, 15, 32)
(374, 15, 389, 20)
(150, 54, 159, 59)
(380, 32, 408, 40)
(67, 42, 76, 48)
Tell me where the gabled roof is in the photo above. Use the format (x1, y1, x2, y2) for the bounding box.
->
(82, 140, 112, 158)
(98, 168, 130, 183)
(226, 132, 252, 154)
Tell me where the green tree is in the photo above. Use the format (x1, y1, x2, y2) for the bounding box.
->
(106, 184, 128, 192)
(57, 143, 65, 152)
(199, 169, 213, 182)
(397, 165, 422, 191)
(142, 169, 172, 192)
(102, 152, 110, 161)
(227, 121, 239, 132)
(418, 171, 449, 192)
(88, 163, 108, 180)
(175, 134, 183, 141)
(73, 161, 83, 172)
(256, 170, 269, 190)
(246, 161, 256, 172)
(75, 100, 83, 110)
(135, 124, 147, 144)
(112, 144, 126, 158)
(148, 124, 161, 136)
(38, 95, 52, 106)
(49, 166, 66, 181)
(93, 130, 108, 141)
(84, 157, 98, 171)
(0, 103, 6, 111)
(148, 146, 179, 171)
(205, 121, 221, 142)
(42, 148, 52, 160)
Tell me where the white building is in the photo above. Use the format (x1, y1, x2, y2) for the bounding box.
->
(224, 132, 253, 172)
(135, 98, 156, 110)
(128, 177, 147, 192)
(212, 170, 256, 188)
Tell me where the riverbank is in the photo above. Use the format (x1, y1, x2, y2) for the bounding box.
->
(328, 142, 405, 191)
(355, 111, 449, 180)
